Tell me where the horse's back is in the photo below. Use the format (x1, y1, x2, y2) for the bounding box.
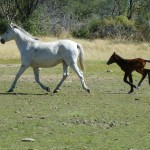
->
(57, 39, 78, 51)
(30, 39, 80, 68)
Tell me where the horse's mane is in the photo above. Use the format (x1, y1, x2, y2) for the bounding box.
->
(11, 23, 38, 40)
(115, 53, 124, 60)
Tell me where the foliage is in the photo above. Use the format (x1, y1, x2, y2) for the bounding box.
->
(0, 0, 40, 34)
(72, 26, 90, 39)
(0, 0, 149, 41)
(134, 20, 150, 41)
(73, 16, 136, 39)
(0, 13, 7, 34)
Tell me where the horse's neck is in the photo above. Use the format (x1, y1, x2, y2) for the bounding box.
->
(15, 37, 27, 52)
(15, 33, 34, 52)
(115, 56, 126, 68)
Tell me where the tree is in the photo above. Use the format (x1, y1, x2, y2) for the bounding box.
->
(0, 0, 149, 40)
(0, 0, 17, 21)
(127, 0, 134, 20)
(15, 0, 39, 22)
(0, 0, 39, 22)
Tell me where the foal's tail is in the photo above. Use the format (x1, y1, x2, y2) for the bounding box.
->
(148, 72, 150, 85)
(147, 70, 150, 85)
(144, 60, 150, 85)
(144, 69, 150, 85)
(145, 60, 150, 63)
(77, 44, 84, 71)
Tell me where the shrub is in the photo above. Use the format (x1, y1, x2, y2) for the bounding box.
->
(72, 16, 137, 40)
(90, 16, 136, 39)
(0, 15, 8, 34)
(134, 20, 150, 41)
(72, 25, 90, 38)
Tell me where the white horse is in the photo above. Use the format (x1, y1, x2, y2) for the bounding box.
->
(0, 23, 90, 93)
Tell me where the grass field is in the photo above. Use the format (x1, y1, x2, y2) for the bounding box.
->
(0, 38, 150, 150)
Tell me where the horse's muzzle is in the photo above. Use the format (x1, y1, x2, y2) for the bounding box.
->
(1, 38, 5, 44)
(107, 61, 110, 65)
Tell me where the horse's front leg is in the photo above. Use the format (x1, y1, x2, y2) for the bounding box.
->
(128, 74, 134, 93)
(123, 73, 136, 93)
(8, 65, 28, 92)
(53, 62, 69, 93)
(33, 67, 50, 92)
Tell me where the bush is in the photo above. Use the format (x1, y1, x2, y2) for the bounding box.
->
(72, 16, 138, 40)
(22, 20, 37, 35)
(72, 25, 90, 38)
(0, 15, 8, 34)
(134, 20, 150, 41)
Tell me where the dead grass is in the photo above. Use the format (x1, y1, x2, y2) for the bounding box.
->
(0, 41, 20, 59)
(0, 37, 150, 61)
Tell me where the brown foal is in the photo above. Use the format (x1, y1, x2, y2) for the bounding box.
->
(107, 52, 150, 93)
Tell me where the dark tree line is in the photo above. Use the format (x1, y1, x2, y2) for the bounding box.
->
(0, 0, 149, 41)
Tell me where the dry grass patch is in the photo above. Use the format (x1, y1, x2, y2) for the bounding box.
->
(0, 41, 20, 59)
(0, 37, 150, 61)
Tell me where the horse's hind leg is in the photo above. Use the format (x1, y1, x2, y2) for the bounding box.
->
(53, 62, 69, 93)
(33, 67, 50, 92)
(8, 65, 28, 92)
(137, 69, 148, 89)
(123, 73, 136, 93)
(70, 63, 90, 93)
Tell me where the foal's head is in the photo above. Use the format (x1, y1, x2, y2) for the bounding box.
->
(107, 52, 119, 65)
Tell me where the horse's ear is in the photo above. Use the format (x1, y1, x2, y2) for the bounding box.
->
(8, 24, 12, 27)
(113, 52, 116, 55)
(13, 25, 18, 28)
(9, 22, 14, 28)
(9, 23, 17, 29)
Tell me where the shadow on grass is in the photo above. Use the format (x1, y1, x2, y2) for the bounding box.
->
(0, 92, 50, 96)
(105, 91, 128, 94)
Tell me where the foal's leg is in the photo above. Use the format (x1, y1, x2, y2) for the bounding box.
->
(33, 67, 50, 92)
(128, 74, 134, 93)
(53, 62, 69, 93)
(8, 65, 28, 92)
(123, 72, 136, 93)
(70, 63, 90, 93)
(137, 69, 148, 89)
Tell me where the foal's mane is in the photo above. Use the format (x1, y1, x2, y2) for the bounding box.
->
(12, 23, 38, 40)
(115, 53, 125, 60)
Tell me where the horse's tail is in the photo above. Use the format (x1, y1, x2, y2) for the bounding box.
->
(144, 69, 150, 85)
(146, 70, 150, 85)
(77, 44, 84, 71)
(148, 72, 150, 85)
(145, 60, 150, 63)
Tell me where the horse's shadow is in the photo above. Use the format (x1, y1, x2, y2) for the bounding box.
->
(0, 92, 50, 96)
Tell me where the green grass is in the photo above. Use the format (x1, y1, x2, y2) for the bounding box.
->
(0, 60, 150, 150)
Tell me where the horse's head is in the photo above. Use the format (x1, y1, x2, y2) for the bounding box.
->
(1, 23, 17, 44)
(107, 52, 117, 65)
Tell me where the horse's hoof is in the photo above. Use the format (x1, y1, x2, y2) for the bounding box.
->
(128, 91, 133, 94)
(87, 89, 90, 93)
(46, 87, 50, 92)
(8, 89, 13, 92)
(53, 89, 59, 93)
(137, 86, 141, 90)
